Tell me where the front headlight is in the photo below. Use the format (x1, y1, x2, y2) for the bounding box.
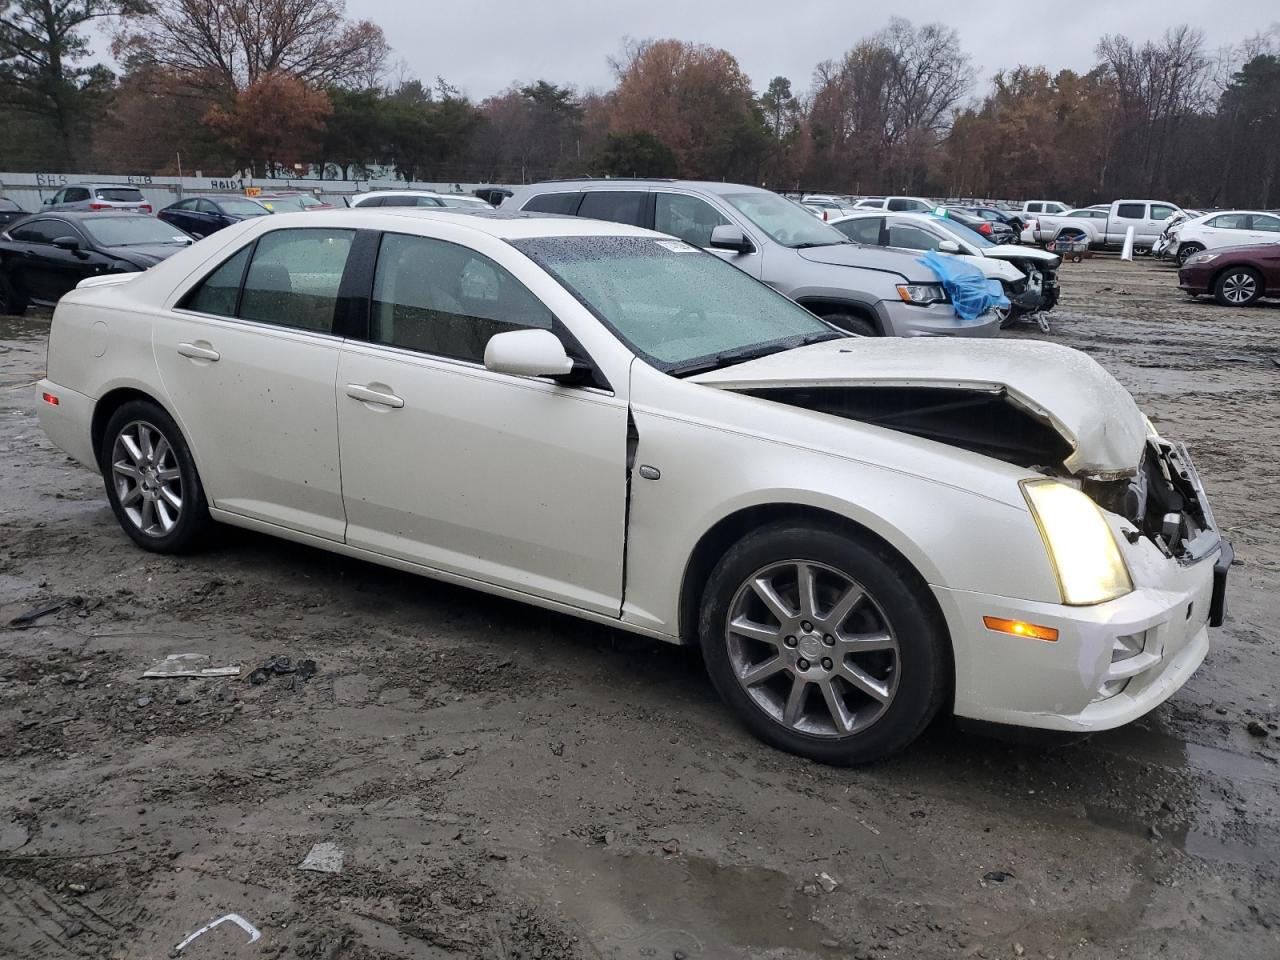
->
(896, 283, 947, 305)
(1022, 480, 1133, 605)
(1188, 252, 1217, 265)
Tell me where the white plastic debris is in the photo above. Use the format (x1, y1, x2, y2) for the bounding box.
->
(817, 871, 840, 893)
(174, 913, 261, 952)
(1120, 225, 1135, 261)
(298, 842, 344, 874)
(141, 654, 240, 679)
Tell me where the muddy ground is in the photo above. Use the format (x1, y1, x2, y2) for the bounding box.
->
(0, 255, 1277, 960)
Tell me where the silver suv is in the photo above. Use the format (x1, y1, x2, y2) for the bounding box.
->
(42, 184, 152, 214)
(503, 180, 998, 337)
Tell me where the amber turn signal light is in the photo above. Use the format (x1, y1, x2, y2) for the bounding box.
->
(982, 616, 1059, 642)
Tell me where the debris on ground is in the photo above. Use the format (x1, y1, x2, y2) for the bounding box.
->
(817, 871, 840, 893)
(1247, 719, 1269, 738)
(245, 655, 316, 687)
(983, 870, 1014, 883)
(173, 913, 262, 952)
(141, 654, 241, 679)
(8, 601, 64, 628)
(298, 842, 344, 874)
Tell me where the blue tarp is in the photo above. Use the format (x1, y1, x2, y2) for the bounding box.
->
(917, 250, 1009, 322)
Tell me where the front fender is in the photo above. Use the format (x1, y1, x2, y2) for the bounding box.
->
(620, 362, 1060, 635)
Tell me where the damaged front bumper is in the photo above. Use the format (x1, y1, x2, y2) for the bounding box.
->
(1007, 266, 1060, 315)
(938, 440, 1228, 734)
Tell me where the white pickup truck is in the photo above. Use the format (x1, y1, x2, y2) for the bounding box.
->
(1028, 200, 1184, 253)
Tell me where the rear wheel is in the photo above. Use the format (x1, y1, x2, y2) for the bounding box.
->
(100, 400, 211, 553)
(698, 522, 949, 764)
(1214, 266, 1263, 307)
(0, 272, 26, 316)
(1176, 243, 1205, 267)
(821, 311, 877, 337)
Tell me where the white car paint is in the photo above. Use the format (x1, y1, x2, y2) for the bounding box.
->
(349, 190, 492, 209)
(828, 212, 1023, 286)
(35, 208, 1225, 753)
(1167, 210, 1280, 260)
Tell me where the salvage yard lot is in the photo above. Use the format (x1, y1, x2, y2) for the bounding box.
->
(1, 256, 1277, 959)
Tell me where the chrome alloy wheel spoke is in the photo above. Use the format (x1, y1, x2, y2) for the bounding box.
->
(726, 560, 900, 739)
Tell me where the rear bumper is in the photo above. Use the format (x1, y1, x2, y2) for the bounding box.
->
(877, 300, 1001, 338)
(35, 379, 98, 470)
(935, 545, 1219, 733)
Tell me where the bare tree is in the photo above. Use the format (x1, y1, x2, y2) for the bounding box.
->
(114, 0, 388, 97)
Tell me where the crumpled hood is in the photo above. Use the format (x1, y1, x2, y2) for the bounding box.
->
(691, 337, 1149, 478)
(982, 245, 1060, 267)
(796, 243, 937, 282)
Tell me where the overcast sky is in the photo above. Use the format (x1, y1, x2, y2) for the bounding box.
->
(348, 0, 1274, 100)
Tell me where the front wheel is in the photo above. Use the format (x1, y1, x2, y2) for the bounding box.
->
(698, 522, 949, 764)
(100, 400, 211, 552)
(1214, 266, 1262, 307)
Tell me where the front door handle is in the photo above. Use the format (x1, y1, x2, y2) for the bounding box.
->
(177, 341, 220, 362)
(346, 383, 404, 408)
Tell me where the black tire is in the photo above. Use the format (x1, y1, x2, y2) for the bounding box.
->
(1176, 243, 1204, 267)
(1213, 266, 1263, 307)
(697, 522, 950, 765)
(0, 271, 26, 316)
(821, 311, 878, 337)
(99, 399, 211, 553)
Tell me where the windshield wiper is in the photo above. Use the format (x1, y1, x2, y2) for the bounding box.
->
(791, 240, 851, 249)
(670, 332, 845, 377)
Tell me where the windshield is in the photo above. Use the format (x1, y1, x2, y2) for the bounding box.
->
(722, 192, 848, 248)
(220, 198, 269, 216)
(512, 236, 842, 374)
(928, 215, 993, 249)
(82, 217, 190, 247)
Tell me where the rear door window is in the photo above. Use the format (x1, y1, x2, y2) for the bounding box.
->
(236, 229, 354, 332)
(524, 192, 582, 215)
(1026, 203, 1042, 214)
(578, 191, 646, 226)
(1115, 203, 1145, 220)
(195, 199, 220, 214)
(64, 188, 91, 202)
(654, 193, 729, 247)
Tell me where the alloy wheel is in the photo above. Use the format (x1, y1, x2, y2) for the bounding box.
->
(725, 560, 900, 738)
(111, 420, 183, 537)
(1222, 271, 1256, 305)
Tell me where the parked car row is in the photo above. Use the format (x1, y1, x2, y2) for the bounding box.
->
(0, 187, 494, 314)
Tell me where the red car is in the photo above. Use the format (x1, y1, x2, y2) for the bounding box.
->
(1179, 243, 1280, 306)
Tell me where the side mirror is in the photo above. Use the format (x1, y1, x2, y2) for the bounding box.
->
(937, 240, 961, 254)
(52, 236, 81, 251)
(484, 329, 574, 379)
(42, 197, 54, 206)
(709, 224, 754, 254)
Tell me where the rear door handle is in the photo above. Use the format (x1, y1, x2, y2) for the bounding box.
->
(177, 341, 220, 362)
(346, 383, 404, 408)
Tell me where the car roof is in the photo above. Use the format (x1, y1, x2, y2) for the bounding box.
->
(14, 210, 151, 221)
(516, 179, 772, 197)
(265, 207, 663, 240)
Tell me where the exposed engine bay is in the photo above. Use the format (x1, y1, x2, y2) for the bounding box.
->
(743, 383, 1215, 562)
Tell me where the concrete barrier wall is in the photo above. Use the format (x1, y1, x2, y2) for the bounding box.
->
(0, 171, 496, 213)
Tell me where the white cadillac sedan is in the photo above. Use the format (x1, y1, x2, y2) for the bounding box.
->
(35, 209, 1230, 763)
